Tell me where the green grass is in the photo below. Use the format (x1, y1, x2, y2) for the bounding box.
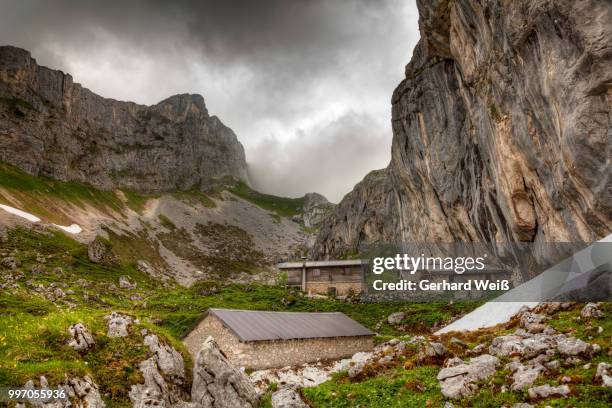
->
(303, 366, 443, 407)
(171, 190, 217, 208)
(0, 161, 155, 223)
(9, 226, 608, 407)
(228, 181, 304, 218)
(0, 226, 475, 398)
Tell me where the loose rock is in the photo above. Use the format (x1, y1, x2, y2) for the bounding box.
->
(67, 323, 95, 351)
(105, 312, 132, 337)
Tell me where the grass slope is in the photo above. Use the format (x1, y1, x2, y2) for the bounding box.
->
(0, 227, 477, 407)
(228, 181, 304, 218)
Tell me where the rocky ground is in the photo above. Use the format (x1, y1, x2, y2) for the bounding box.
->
(0, 223, 609, 407)
(300, 302, 611, 407)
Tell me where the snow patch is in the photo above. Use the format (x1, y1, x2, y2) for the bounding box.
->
(436, 234, 612, 334)
(0, 203, 82, 234)
(53, 223, 83, 234)
(0, 203, 41, 222)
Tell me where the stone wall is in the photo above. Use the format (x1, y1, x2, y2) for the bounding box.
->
(183, 315, 374, 369)
(306, 281, 363, 296)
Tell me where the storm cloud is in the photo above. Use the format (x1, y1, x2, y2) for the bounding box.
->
(1, 0, 419, 201)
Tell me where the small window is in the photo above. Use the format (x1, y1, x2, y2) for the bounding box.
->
(312, 268, 321, 277)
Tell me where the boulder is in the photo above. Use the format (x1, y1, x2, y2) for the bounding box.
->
(595, 362, 612, 388)
(105, 312, 132, 337)
(271, 387, 308, 408)
(87, 239, 116, 265)
(129, 358, 173, 408)
(67, 323, 95, 351)
(387, 311, 405, 325)
(527, 384, 570, 400)
(437, 354, 499, 399)
(519, 313, 549, 332)
(510, 363, 544, 391)
(119, 275, 137, 289)
(144, 334, 185, 378)
(1, 256, 19, 269)
(556, 336, 589, 356)
(191, 336, 259, 407)
(23, 376, 105, 408)
(580, 303, 603, 318)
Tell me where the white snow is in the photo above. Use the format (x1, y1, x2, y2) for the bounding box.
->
(53, 223, 83, 234)
(435, 302, 539, 334)
(0, 203, 82, 234)
(436, 234, 612, 334)
(0, 203, 41, 222)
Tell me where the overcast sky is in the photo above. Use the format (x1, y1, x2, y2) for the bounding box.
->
(1, 0, 419, 202)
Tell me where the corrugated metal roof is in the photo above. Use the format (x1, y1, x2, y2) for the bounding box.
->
(277, 260, 367, 268)
(208, 308, 374, 342)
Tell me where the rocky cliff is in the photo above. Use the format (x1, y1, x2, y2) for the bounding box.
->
(0, 46, 247, 193)
(314, 0, 611, 261)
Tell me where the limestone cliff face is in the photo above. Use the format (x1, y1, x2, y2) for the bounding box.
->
(0, 46, 247, 192)
(315, 0, 611, 260)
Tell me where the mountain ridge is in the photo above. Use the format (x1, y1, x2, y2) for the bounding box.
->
(0, 45, 248, 193)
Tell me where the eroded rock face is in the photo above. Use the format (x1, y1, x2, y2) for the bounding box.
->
(300, 193, 335, 229)
(314, 0, 612, 263)
(191, 336, 259, 408)
(0, 46, 247, 193)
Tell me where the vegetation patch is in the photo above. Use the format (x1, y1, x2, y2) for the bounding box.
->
(228, 181, 304, 218)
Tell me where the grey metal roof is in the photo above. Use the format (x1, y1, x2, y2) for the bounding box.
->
(277, 260, 367, 269)
(207, 308, 374, 342)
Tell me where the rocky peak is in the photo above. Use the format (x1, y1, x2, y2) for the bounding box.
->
(314, 0, 611, 264)
(0, 45, 248, 193)
(155, 93, 209, 119)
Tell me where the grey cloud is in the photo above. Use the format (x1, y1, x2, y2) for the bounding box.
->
(248, 111, 390, 202)
(0, 0, 419, 198)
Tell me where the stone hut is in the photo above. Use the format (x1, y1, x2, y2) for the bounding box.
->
(277, 260, 366, 296)
(184, 308, 374, 369)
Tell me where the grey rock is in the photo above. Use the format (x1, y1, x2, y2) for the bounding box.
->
(581, 303, 604, 318)
(119, 275, 137, 289)
(556, 336, 589, 356)
(87, 239, 116, 265)
(520, 313, 549, 330)
(511, 363, 544, 391)
(23, 376, 104, 408)
(387, 311, 406, 325)
(0, 46, 247, 193)
(64, 377, 106, 408)
(596, 362, 612, 388)
(144, 334, 185, 378)
(271, 387, 308, 408)
(1, 256, 19, 269)
(437, 354, 499, 399)
(191, 336, 259, 407)
(67, 323, 95, 351)
(105, 312, 132, 337)
(313, 0, 612, 272)
(129, 358, 172, 408)
(527, 384, 570, 400)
